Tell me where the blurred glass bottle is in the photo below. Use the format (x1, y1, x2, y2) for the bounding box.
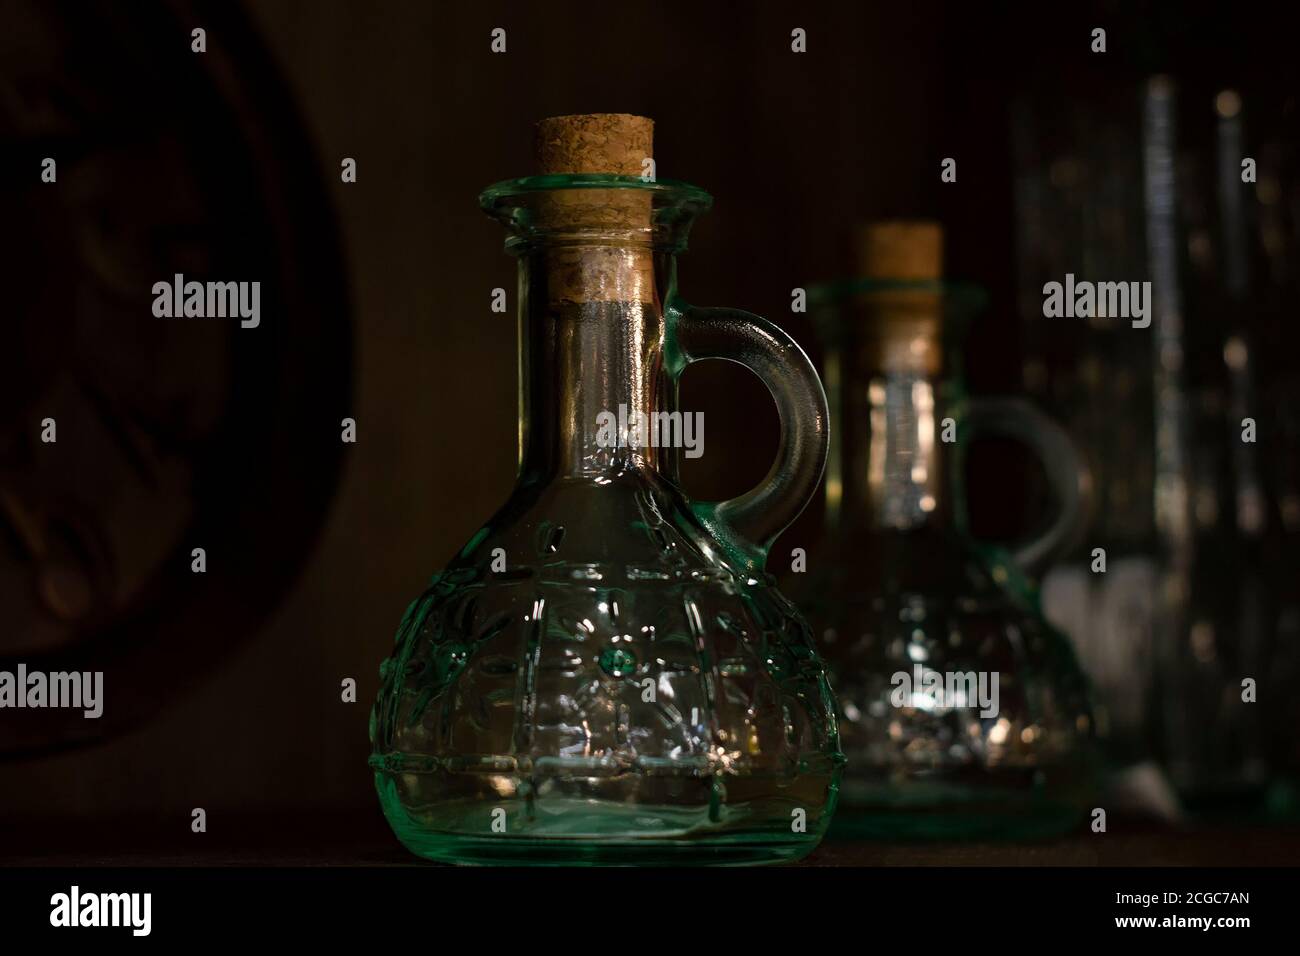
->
(1244, 94, 1300, 818)
(1015, 75, 1296, 818)
(799, 222, 1098, 840)
(1157, 87, 1282, 816)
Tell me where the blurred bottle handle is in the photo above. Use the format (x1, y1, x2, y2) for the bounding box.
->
(960, 397, 1091, 575)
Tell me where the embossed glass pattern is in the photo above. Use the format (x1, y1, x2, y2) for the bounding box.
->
(371, 175, 842, 865)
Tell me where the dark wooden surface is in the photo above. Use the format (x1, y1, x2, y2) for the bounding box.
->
(4, 811, 1297, 866)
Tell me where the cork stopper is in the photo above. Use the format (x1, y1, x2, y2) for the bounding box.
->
(533, 113, 656, 305)
(854, 220, 945, 372)
(856, 221, 944, 280)
(536, 113, 654, 176)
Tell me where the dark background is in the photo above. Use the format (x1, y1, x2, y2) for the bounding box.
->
(1, 0, 1296, 863)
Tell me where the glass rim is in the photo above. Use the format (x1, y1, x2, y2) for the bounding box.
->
(479, 173, 714, 211)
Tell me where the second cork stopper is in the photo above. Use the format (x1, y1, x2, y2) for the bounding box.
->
(854, 221, 946, 372)
(856, 221, 944, 281)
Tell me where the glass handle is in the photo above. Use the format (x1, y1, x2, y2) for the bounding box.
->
(671, 303, 829, 569)
(958, 397, 1091, 574)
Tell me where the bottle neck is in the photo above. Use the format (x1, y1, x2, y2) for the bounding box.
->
(516, 242, 678, 483)
(826, 307, 951, 535)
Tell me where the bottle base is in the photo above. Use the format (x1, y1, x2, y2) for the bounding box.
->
(384, 829, 821, 866)
(377, 787, 829, 866)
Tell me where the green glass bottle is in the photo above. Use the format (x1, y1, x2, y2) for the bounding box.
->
(370, 115, 841, 865)
(801, 222, 1098, 840)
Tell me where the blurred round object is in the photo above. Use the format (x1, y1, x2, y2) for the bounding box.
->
(0, 0, 351, 755)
